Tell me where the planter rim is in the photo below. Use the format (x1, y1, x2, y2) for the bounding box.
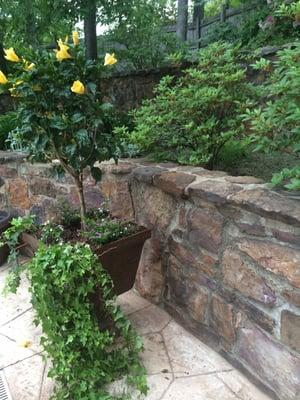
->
(21, 225, 151, 253)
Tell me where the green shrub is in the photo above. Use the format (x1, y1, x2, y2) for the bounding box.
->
(0, 111, 17, 150)
(130, 42, 257, 168)
(245, 43, 300, 190)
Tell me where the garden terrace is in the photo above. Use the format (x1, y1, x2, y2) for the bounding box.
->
(0, 153, 299, 400)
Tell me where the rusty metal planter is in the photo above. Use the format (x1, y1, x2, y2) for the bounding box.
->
(0, 211, 12, 266)
(21, 227, 151, 295)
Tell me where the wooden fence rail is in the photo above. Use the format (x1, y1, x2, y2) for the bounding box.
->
(166, 3, 259, 48)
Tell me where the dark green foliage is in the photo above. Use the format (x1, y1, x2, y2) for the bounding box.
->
(0, 215, 36, 293)
(130, 42, 257, 168)
(245, 43, 300, 190)
(0, 111, 17, 150)
(29, 243, 147, 399)
(204, 1, 300, 49)
(1, 217, 147, 400)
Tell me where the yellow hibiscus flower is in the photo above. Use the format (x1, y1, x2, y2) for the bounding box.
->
(104, 53, 117, 66)
(0, 70, 8, 84)
(71, 80, 85, 95)
(4, 47, 20, 62)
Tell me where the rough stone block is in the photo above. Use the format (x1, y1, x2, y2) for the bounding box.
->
(69, 185, 103, 210)
(0, 165, 18, 178)
(210, 294, 235, 345)
(188, 289, 209, 323)
(236, 324, 300, 400)
(132, 166, 166, 184)
(7, 179, 31, 209)
(167, 256, 209, 324)
(100, 179, 133, 220)
(222, 249, 276, 306)
(281, 310, 300, 353)
(135, 237, 163, 304)
(29, 177, 58, 198)
(238, 239, 300, 289)
(187, 207, 224, 254)
(225, 176, 264, 184)
(169, 237, 217, 278)
(110, 162, 136, 175)
(131, 182, 176, 232)
(30, 197, 57, 223)
(153, 171, 195, 198)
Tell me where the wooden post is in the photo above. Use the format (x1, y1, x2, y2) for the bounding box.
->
(193, 1, 204, 48)
(220, 1, 229, 22)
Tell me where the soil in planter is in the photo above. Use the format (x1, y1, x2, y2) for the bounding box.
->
(43, 204, 140, 253)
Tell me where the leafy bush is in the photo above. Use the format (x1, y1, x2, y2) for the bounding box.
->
(130, 42, 257, 168)
(245, 43, 300, 190)
(204, 1, 300, 49)
(0, 111, 17, 150)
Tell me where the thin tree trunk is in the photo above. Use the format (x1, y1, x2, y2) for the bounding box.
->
(176, 0, 188, 41)
(75, 177, 87, 231)
(0, 41, 7, 74)
(84, 0, 98, 60)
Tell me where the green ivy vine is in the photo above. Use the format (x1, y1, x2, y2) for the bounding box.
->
(1, 218, 148, 400)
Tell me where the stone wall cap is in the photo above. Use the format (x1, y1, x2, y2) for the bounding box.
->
(188, 179, 243, 205)
(153, 171, 196, 198)
(131, 166, 167, 184)
(229, 188, 300, 226)
(0, 151, 28, 164)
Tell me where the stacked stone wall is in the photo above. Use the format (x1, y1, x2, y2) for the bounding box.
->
(0, 152, 299, 399)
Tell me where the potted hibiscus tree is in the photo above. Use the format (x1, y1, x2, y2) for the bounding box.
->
(0, 33, 149, 399)
(0, 34, 150, 292)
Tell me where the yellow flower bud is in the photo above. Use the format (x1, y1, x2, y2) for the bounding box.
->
(4, 47, 21, 62)
(72, 31, 79, 46)
(0, 70, 8, 84)
(71, 80, 85, 95)
(104, 53, 117, 66)
(24, 60, 35, 71)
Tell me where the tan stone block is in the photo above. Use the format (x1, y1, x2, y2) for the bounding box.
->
(100, 179, 133, 220)
(210, 294, 235, 344)
(187, 207, 224, 254)
(7, 179, 31, 209)
(153, 171, 195, 198)
(238, 239, 300, 288)
(188, 289, 209, 323)
(222, 249, 276, 305)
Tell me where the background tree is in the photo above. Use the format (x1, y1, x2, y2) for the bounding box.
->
(177, 0, 189, 40)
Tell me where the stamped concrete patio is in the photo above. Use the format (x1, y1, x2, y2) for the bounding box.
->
(0, 264, 271, 400)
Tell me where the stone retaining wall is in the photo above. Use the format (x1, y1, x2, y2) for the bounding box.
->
(0, 153, 299, 400)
